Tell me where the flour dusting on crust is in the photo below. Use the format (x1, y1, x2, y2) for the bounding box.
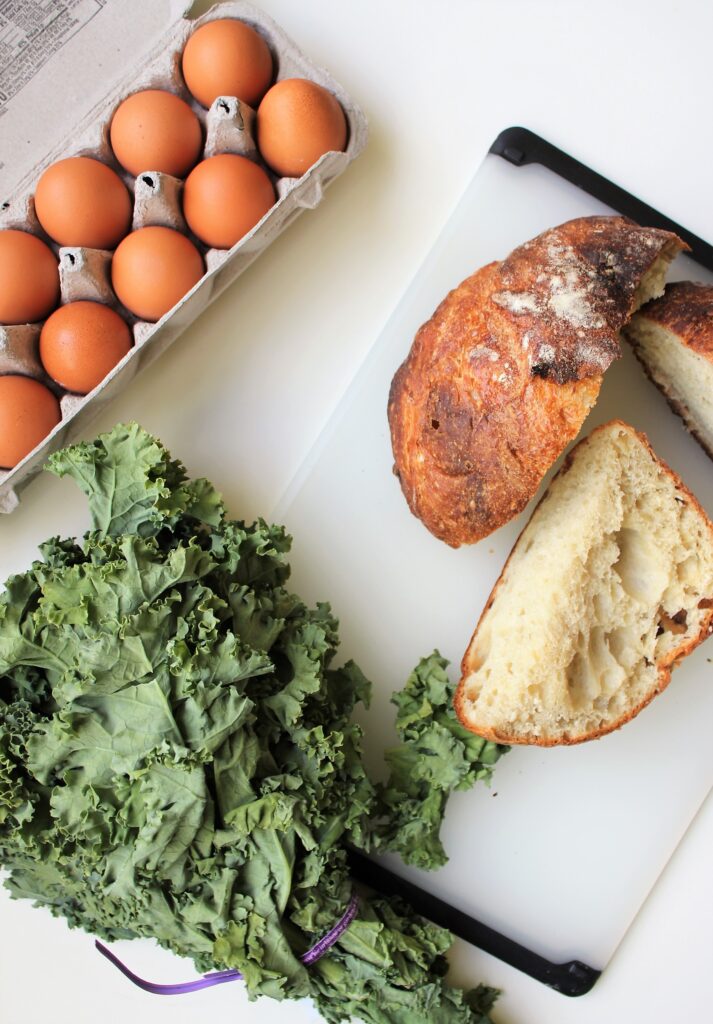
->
(492, 291, 540, 315)
(493, 244, 607, 332)
(545, 245, 606, 329)
(489, 217, 684, 384)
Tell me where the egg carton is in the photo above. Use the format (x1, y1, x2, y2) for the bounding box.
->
(0, 0, 367, 514)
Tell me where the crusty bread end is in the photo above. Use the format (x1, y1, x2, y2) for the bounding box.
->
(624, 281, 713, 459)
(389, 217, 686, 548)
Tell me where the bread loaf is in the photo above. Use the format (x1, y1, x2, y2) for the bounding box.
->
(623, 281, 713, 458)
(455, 421, 713, 745)
(388, 217, 686, 547)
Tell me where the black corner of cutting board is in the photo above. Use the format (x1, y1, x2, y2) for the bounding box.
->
(489, 126, 713, 273)
(346, 848, 601, 998)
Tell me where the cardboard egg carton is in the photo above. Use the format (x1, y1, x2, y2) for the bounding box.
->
(0, 0, 367, 514)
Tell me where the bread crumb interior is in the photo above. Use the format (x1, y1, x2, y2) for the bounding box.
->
(627, 317, 713, 455)
(461, 424, 713, 742)
(632, 245, 679, 310)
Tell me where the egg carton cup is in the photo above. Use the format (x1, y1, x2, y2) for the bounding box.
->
(0, 326, 49, 386)
(0, 0, 367, 514)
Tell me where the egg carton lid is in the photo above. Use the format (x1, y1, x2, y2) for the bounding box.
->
(0, 0, 190, 201)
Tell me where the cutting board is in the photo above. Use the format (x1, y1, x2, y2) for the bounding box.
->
(274, 139, 713, 972)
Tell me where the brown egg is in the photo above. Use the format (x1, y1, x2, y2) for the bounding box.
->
(257, 79, 347, 179)
(0, 230, 60, 325)
(0, 375, 61, 468)
(182, 19, 273, 109)
(183, 155, 275, 249)
(110, 90, 203, 179)
(111, 226, 204, 322)
(40, 301, 133, 394)
(35, 157, 132, 250)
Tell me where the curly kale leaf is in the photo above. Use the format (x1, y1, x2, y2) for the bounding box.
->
(374, 652, 508, 869)
(47, 422, 223, 538)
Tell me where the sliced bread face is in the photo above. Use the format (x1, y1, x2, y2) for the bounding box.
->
(624, 282, 713, 458)
(455, 421, 713, 746)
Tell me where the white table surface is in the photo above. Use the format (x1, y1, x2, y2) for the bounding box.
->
(1, 0, 711, 1021)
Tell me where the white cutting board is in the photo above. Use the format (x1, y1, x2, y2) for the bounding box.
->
(275, 151, 713, 970)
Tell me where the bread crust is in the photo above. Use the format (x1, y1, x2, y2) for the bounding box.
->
(624, 281, 713, 459)
(454, 419, 713, 745)
(630, 281, 713, 358)
(388, 217, 686, 548)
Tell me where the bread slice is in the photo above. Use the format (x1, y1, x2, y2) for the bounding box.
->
(388, 216, 686, 548)
(623, 281, 713, 458)
(455, 421, 713, 745)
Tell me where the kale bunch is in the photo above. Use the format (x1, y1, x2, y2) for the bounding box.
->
(0, 424, 504, 1024)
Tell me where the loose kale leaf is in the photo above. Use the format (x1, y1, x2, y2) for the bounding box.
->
(374, 652, 508, 870)
(0, 424, 503, 1024)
